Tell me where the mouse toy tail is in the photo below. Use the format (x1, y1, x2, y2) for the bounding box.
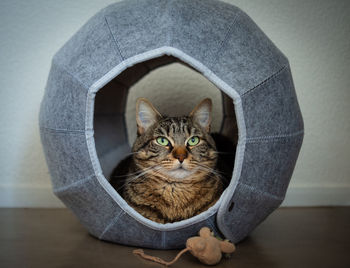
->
(133, 247, 190, 266)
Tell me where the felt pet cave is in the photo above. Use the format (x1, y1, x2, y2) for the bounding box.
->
(39, 0, 303, 249)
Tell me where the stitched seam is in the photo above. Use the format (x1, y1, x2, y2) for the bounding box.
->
(39, 126, 87, 134)
(241, 65, 288, 96)
(53, 175, 95, 194)
(213, 9, 241, 59)
(246, 130, 304, 143)
(166, 0, 173, 46)
(105, 16, 125, 60)
(51, 59, 89, 89)
(99, 210, 125, 239)
(240, 182, 284, 201)
(85, 131, 102, 175)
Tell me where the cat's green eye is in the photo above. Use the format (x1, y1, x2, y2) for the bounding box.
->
(187, 136, 200, 146)
(156, 137, 170, 146)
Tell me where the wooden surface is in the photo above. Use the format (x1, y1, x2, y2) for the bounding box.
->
(0, 207, 349, 268)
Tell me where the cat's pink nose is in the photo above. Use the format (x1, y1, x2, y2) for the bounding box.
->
(173, 147, 188, 163)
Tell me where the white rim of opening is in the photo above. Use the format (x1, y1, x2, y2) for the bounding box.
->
(85, 46, 247, 232)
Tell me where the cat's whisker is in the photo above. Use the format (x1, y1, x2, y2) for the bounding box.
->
(128, 165, 162, 181)
(213, 151, 236, 155)
(151, 169, 171, 181)
(111, 165, 157, 178)
(194, 163, 229, 183)
(200, 167, 222, 177)
(152, 168, 194, 183)
(114, 165, 162, 192)
(191, 161, 228, 176)
(117, 151, 145, 158)
(196, 166, 229, 186)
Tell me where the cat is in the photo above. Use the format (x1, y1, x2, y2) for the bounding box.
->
(110, 98, 233, 223)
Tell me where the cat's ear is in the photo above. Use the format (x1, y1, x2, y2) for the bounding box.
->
(136, 98, 162, 135)
(190, 98, 212, 132)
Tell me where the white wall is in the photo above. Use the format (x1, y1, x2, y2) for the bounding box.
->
(0, 0, 349, 207)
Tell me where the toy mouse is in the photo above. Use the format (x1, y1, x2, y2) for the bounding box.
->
(133, 227, 236, 266)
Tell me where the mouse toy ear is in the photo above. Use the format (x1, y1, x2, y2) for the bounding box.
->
(219, 240, 236, 254)
(136, 98, 162, 135)
(199, 227, 212, 238)
(189, 98, 212, 132)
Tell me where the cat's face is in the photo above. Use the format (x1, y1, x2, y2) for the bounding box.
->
(132, 98, 217, 180)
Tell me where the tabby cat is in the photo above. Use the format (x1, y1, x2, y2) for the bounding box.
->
(110, 98, 232, 223)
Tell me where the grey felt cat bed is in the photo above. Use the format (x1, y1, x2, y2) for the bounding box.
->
(39, 0, 303, 249)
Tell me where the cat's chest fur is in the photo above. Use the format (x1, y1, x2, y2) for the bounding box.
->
(123, 173, 222, 223)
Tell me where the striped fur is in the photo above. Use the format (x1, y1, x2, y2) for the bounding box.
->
(110, 99, 226, 223)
